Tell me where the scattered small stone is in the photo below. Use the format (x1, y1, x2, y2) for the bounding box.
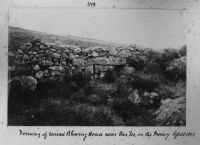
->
(74, 55, 79, 58)
(39, 44, 45, 49)
(73, 59, 84, 67)
(128, 89, 141, 105)
(38, 59, 45, 66)
(64, 49, 70, 53)
(44, 69, 50, 76)
(17, 49, 24, 54)
(15, 54, 23, 59)
(74, 47, 81, 53)
(92, 51, 99, 57)
(100, 72, 105, 78)
(150, 92, 159, 98)
(52, 53, 61, 59)
(32, 57, 38, 63)
(54, 62, 59, 66)
(29, 51, 37, 55)
(33, 65, 40, 71)
(29, 55, 34, 59)
(61, 61, 67, 66)
(85, 65, 93, 74)
(61, 53, 68, 59)
(45, 60, 53, 66)
(50, 70, 64, 77)
(48, 66, 65, 72)
(35, 71, 44, 79)
(119, 49, 132, 58)
(143, 92, 150, 97)
(23, 54, 29, 60)
(21, 60, 25, 64)
(37, 54, 44, 58)
(38, 50, 44, 54)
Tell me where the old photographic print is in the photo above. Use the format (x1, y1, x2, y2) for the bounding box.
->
(8, 8, 186, 126)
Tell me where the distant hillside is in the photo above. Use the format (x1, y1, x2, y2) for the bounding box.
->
(9, 26, 119, 51)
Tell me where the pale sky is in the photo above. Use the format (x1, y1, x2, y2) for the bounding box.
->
(9, 8, 186, 49)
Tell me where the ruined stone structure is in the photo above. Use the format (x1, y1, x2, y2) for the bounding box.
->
(9, 39, 147, 82)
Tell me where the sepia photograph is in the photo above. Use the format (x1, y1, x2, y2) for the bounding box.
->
(8, 8, 186, 126)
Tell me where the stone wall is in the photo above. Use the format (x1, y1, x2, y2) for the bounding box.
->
(9, 39, 147, 81)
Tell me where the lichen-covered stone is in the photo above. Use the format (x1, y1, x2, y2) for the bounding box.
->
(74, 47, 81, 53)
(35, 71, 44, 79)
(33, 65, 40, 71)
(45, 60, 54, 67)
(92, 51, 99, 57)
(73, 59, 85, 67)
(48, 66, 65, 72)
(51, 53, 61, 59)
(17, 76, 38, 91)
(128, 89, 141, 105)
(119, 49, 132, 58)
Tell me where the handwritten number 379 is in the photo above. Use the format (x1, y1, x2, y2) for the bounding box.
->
(87, 2, 96, 7)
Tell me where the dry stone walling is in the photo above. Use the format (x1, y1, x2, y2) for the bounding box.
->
(9, 38, 162, 107)
(9, 39, 148, 85)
